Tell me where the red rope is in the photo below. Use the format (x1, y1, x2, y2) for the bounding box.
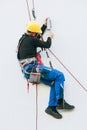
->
(32, 0, 35, 9)
(25, 1, 39, 130)
(49, 49, 87, 92)
(26, 0, 31, 21)
(36, 84, 38, 130)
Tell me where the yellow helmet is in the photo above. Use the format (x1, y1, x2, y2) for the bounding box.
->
(26, 21, 42, 33)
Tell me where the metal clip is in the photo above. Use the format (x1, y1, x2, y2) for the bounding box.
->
(47, 17, 52, 31)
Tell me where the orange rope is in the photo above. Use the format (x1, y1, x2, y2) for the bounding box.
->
(26, 0, 31, 21)
(36, 84, 38, 130)
(32, 0, 35, 9)
(49, 49, 87, 92)
(25, 1, 39, 130)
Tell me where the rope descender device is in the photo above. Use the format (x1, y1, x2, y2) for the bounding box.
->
(32, 8, 36, 20)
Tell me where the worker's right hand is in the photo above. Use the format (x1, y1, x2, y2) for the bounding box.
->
(44, 18, 48, 26)
(49, 32, 54, 39)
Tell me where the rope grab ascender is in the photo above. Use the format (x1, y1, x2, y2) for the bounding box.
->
(26, 0, 36, 21)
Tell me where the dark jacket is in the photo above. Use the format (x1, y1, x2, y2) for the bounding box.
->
(17, 24, 52, 60)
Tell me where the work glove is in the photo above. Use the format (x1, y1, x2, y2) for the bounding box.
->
(49, 32, 54, 39)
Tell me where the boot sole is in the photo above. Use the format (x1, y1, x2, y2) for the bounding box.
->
(56, 106, 75, 110)
(45, 109, 62, 119)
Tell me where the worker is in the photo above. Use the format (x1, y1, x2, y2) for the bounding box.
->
(17, 19, 75, 119)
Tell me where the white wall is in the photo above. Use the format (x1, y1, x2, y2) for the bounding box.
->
(0, 0, 87, 130)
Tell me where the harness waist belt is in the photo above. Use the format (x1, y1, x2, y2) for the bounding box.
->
(19, 57, 36, 64)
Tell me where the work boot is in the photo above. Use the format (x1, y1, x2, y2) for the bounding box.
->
(45, 106, 62, 119)
(57, 99, 75, 110)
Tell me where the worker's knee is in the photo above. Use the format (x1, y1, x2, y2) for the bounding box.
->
(57, 71, 65, 82)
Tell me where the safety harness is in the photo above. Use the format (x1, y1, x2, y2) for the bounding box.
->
(19, 56, 41, 89)
(17, 30, 42, 89)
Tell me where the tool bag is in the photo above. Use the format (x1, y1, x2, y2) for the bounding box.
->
(29, 61, 41, 84)
(29, 72, 41, 84)
(21, 61, 41, 84)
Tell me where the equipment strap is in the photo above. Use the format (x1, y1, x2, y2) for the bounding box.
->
(19, 57, 36, 64)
